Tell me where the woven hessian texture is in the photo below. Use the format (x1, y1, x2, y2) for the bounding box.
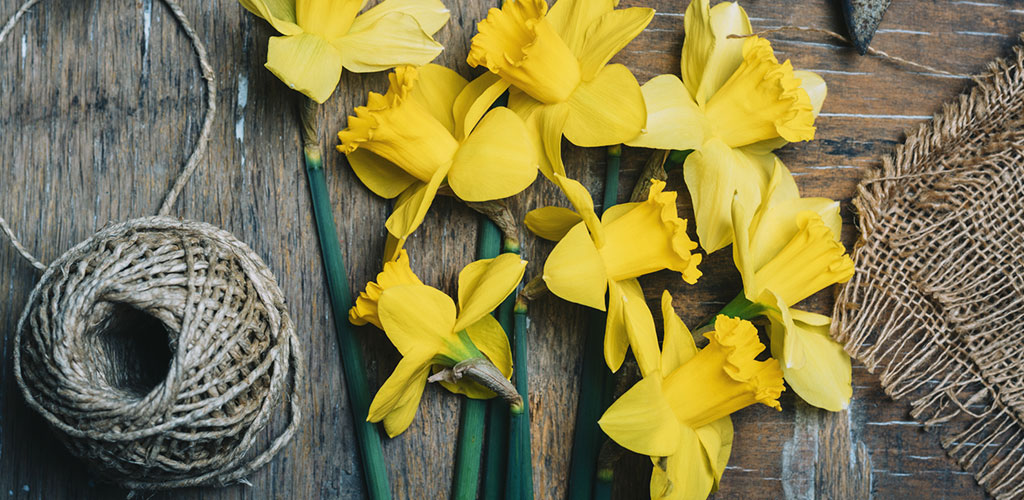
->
(13, 217, 303, 490)
(833, 36, 1024, 500)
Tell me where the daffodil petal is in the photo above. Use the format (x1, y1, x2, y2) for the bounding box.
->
(553, 174, 604, 244)
(695, 416, 734, 491)
(684, 137, 767, 253)
(448, 107, 539, 202)
(296, 0, 364, 40)
(543, 222, 608, 311)
(524, 102, 570, 179)
(239, 0, 302, 35)
(454, 253, 527, 332)
(795, 70, 827, 115)
(564, 64, 646, 148)
(578, 7, 654, 80)
(346, 148, 418, 199)
(384, 233, 406, 264)
(599, 373, 682, 457)
(681, 0, 752, 105)
(730, 192, 760, 301)
(650, 428, 718, 500)
(626, 74, 705, 151)
(525, 206, 583, 241)
(334, 12, 443, 73)
(660, 290, 697, 374)
(439, 314, 513, 399)
(767, 305, 852, 411)
(614, 278, 660, 377)
(409, 63, 468, 135)
(379, 284, 457, 355)
(349, 0, 450, 35)
(368, 349, 433, 436)
(604, 280, 630, 373)
(547, 0, 617, 56)
(453, 72, 512, 140)
(381, 370, 429, 437)
(266, 33, 343, 103)
(384, 164, 447, 241)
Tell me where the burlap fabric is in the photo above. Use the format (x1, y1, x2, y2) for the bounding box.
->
(833, 36, 1024, 499)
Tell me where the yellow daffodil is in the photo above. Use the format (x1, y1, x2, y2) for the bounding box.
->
(239, 0, 450, 102)
(626, 0, 827, 253)
(599, 299, 783, 500)
(338, 65, 538, 261)
(466, 0, 653, 179)
(726, 161, 854, 411)
(524, 175, 701, 373)
(350, 250, 526, 437)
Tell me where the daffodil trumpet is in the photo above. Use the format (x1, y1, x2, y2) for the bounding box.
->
(626, 0, 827, 254)
(351, 251, 527, 437)
(338, 65, 538, 262)
(599, 294, 785, 500)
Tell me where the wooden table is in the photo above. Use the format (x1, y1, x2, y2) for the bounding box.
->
(0, 0, 1019, 498)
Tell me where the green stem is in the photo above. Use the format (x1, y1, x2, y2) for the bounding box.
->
(699, 293, 765, 329)
(594, 468, 613, 500)
(454, 219, 504, 500)
(301, 98, 390, 500)
(567, 145, 621, 500)
(506, 298, 534, 500)
(664, 149, 692, 171)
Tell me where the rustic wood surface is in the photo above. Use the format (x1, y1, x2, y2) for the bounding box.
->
(0, 0, 1020, 498)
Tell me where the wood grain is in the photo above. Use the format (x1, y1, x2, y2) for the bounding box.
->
(0, 0, 1019, 498)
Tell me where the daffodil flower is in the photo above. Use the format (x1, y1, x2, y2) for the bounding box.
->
(338, 65, 538, 261)
(599, 299, 784, 500)
(239, 0, 450, 103)
(626, 0, 827, 253)
(350, 250, 527, 437)
(524, 175, 701, 373)
(726, 161, 855, 411)
(465, 0, 654, 179)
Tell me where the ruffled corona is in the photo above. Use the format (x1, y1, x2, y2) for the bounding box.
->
(467, 0, 582, 104)
(338, 66, 460, 181)
(349, 250, 423, 328)
(754, 211, 855, 306)
(703, 37, 816, 148)
(662, 315, 784, 428)
(600, 181, 703, 284)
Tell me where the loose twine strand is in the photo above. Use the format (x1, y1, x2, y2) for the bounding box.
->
(0, 0, 217, 272)
(731, 26, 977, 80)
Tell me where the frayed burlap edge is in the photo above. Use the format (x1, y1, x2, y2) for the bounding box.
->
(832, 35, 1024, 499)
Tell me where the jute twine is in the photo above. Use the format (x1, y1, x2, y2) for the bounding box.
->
(1, 0, 303, 490)
(833, 34, 1024, 500)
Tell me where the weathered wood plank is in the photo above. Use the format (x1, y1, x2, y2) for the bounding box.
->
(1, 0, 1020, 498)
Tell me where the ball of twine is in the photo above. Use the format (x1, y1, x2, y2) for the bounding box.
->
(13, 217, 304, 490)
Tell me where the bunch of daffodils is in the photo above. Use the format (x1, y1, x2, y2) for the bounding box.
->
(236, 0, 863, 497)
